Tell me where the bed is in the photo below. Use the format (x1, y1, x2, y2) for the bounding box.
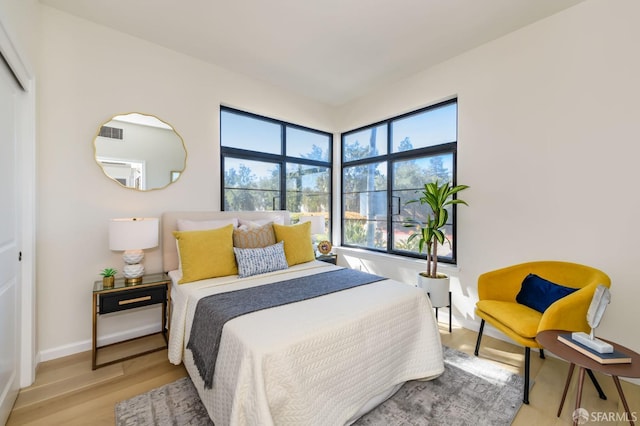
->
(163, 211, 444, 425)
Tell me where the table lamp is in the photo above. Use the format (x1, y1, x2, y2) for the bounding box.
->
(109, 217, 159, 284)
(299, 215, 325, 253)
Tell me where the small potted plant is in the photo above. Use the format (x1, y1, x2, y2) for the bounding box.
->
(100, 267, 117, 288)
(405, 180, 469, 307)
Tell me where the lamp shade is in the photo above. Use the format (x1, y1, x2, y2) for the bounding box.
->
(109, 217, 159, 251)
(299, 215, 324, 235)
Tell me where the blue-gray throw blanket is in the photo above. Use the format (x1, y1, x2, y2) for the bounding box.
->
(187, 268, 386, 389)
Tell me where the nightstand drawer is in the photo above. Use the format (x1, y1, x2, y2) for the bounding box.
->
(99, 286, 166, 314)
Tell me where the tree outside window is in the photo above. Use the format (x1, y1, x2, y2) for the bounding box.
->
(221, 107, 332, 238)
(341, 99, 459, 263)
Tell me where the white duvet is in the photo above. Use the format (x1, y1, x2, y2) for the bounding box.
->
(169, 261, 444, 425)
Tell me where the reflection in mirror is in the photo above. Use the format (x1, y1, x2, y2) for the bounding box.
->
(94, 113, 186, 190)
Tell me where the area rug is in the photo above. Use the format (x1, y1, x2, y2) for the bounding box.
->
(115, 346, 525, 425)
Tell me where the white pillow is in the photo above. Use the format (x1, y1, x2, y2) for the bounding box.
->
(238, 216, 284, 227)
(177, 218, 238, 231)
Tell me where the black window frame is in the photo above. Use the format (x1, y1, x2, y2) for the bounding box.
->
(220, 106, 333, 231)
(340, 98, 460, 264)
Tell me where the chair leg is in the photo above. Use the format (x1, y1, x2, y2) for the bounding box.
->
(586, 369, 607, 400)
(523, 347, 530, 405)
(539, 348, 545, 359)
(474, 319, 485, 356)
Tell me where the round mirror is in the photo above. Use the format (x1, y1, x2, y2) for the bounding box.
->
(94, 113, 186, 191)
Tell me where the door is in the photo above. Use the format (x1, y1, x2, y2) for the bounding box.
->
(0, 52, 22, 424)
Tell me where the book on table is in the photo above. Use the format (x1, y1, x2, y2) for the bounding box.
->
(558, 334, 632, 364)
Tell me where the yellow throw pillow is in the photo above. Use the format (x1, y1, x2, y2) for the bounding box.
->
(272, 222, 315, 266)
(173, 224, 237, 284)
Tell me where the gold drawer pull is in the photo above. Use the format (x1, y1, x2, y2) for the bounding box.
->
(118, 295, 152, 305)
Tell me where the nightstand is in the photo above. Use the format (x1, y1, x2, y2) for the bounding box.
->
(317, 254, 337, 264)
(92, 272, 171, 370)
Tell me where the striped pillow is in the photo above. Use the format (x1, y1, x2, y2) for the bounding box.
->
(233, 241, 289, 278)
(233, 222, 276, 248)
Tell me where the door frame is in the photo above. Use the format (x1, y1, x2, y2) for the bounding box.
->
(0, 18, 37, 389)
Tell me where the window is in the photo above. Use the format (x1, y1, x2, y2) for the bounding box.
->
(341, 99, 459, 263)
(221, 107, 332, 237)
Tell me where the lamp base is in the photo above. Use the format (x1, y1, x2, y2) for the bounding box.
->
(122, 259, 145, 285)
(122, 250, 144, 285)
(124, 276, 143, 285)
(122, 249, 144, 264)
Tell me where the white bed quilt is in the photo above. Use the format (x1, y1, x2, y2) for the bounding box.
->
(169, 261, 444, 425)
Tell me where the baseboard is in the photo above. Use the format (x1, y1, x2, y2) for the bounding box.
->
(38, 323, 162, 362)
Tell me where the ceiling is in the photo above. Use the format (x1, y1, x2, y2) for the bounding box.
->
(40, 0, 584, 106)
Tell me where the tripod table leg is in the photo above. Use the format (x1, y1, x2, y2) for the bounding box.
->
(557, 363, 576, 417)
(612, 375, 635, 426)
(573, 367, 586, 426)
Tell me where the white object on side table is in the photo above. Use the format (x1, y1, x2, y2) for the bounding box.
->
(571, 285, 613, 354)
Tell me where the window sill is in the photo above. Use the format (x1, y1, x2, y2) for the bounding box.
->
(333, 246, 461, 275)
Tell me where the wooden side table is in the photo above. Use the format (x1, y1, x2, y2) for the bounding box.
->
(92, 272, 171, 370)
(537, 330, 640, 425)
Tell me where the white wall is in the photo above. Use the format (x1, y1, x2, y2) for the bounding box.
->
(37, 6, 334, 359)
(334, 0, 640, 360)
(38, 0, 640, 368)
(0, 0, 39, 66)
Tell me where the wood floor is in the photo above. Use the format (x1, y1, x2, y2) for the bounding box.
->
(7, 326, 639, 425)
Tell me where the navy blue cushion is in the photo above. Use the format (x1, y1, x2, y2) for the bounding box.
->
(516, 274, 579, 313)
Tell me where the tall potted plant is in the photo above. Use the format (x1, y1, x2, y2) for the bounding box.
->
(405, 180, 469, 307)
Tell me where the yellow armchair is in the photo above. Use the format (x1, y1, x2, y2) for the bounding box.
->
(474, 261, 611, 404)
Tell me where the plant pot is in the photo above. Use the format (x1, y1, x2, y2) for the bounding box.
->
(418, 273, 450, 308)
(102, 276, 115, 288)
(417, 274, 431, 294)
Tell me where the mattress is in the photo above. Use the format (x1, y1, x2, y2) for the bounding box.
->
(169, 261, 444, 425)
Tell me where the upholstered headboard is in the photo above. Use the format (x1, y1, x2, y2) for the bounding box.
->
(161, 211, 291, 272)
